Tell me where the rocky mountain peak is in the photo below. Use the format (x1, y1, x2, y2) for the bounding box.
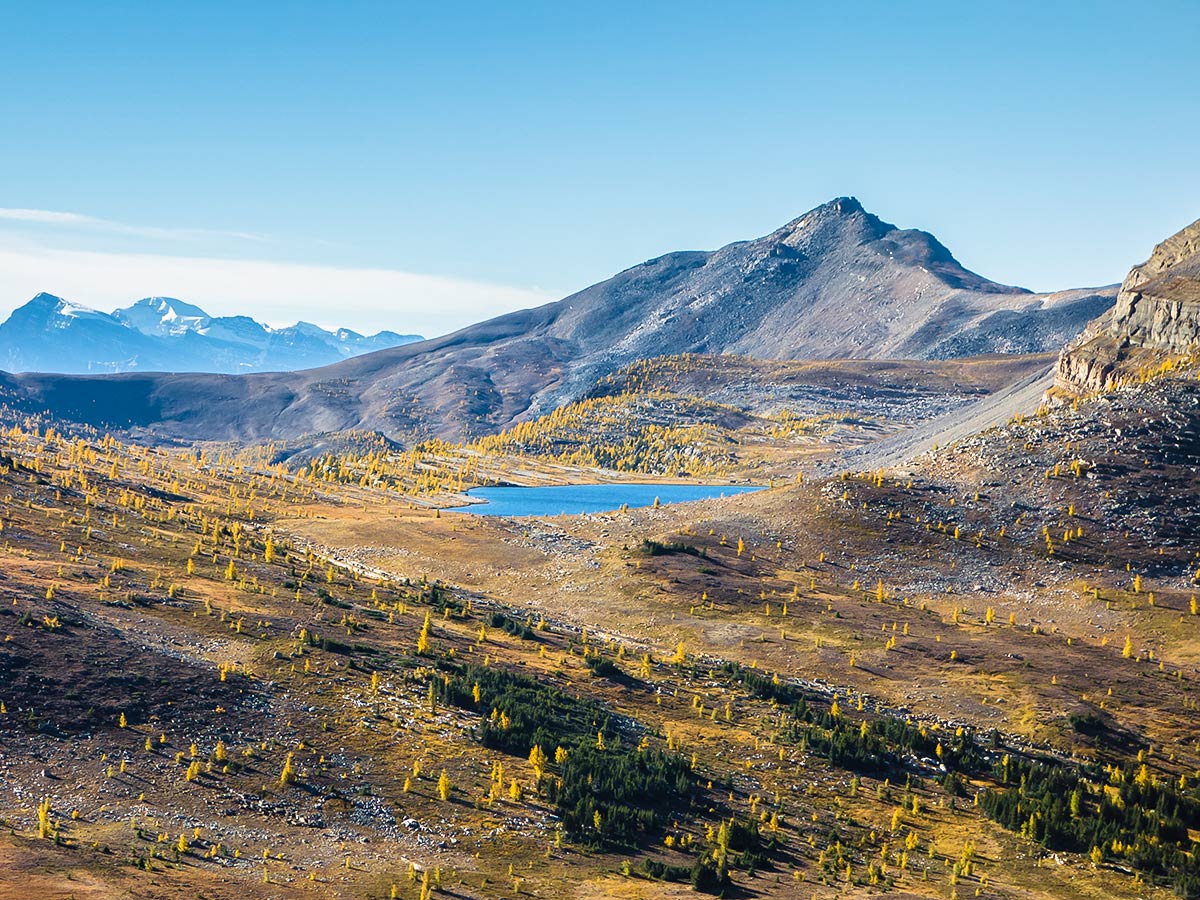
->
(792, 195, 870, 224)
(0, 199, 1119, 440)
(27, 292, 66, 306)
(9, 293, 112, 325)
(770, 196, 890, 247)
(114, 297, 212, 337)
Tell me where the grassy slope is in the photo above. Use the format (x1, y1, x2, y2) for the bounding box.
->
(0, 369, 1197, 899)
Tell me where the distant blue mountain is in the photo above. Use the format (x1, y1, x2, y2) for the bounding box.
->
(0, 294, 422, 374)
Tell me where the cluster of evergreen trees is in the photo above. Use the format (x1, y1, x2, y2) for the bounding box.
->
(726, 661, 1200, 897)
(488, 610, 537, 640)
(724, 661, 986, 775)
(981, 755, 1200, 898)
(640, 538, 707, 558)
(433, 664, 692, 849)
(787, 701, 986, 777)
(431, 658, 1200, 895)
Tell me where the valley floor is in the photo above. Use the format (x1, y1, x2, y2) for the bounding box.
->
(0, 364, 1198, 900)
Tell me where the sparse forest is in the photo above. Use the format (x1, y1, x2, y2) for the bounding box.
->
(0, 354, 1198, 900)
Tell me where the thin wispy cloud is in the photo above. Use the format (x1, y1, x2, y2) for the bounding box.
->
(0, 207, 266, 242)
(0, 209, 97, 226)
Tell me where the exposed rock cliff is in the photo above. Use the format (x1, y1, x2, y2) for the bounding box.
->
(1055, 217, 1200, 395)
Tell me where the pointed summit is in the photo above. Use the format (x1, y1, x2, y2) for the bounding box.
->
(9, 293, 110, 324)
(825, 196, 865, 216)
(114, 297, 212, 337)
(26, 291, 67, 306)
(768, 197, 893, 249)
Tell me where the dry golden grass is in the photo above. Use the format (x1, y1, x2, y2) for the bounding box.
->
(0, 371, 1197, 900)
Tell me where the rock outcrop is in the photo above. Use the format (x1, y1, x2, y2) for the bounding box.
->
(1055, 217, 1200, 395)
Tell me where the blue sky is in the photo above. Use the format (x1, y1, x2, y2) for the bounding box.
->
(1, 1, 1197, 336)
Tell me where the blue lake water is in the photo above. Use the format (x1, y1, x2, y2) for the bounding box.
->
(452, 483, 764, 517)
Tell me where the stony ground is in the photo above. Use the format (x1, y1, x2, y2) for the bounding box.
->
(1, 368, 1198, 900)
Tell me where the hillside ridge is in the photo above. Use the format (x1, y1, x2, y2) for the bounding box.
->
(0, 198, 1115, 444)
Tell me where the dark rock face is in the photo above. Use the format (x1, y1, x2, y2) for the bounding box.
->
(1056, 217, 1200, 395)
(1, 198, 1114, 444)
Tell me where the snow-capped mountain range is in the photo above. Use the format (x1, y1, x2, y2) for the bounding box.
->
(0, 294, 422, 374)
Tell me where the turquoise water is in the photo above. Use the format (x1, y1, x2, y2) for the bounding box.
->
(453, 483, 763, 517)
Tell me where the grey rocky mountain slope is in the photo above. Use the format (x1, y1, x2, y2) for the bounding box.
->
(0, 198, 1114, 444)
(0, 294, 421, 375)
(1055, 216, 1200, 395)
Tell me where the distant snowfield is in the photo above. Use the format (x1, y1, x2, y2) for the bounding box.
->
(0, 292, 426, 375)
(0, 243, 552, 338)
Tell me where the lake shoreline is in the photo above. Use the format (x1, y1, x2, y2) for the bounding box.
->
(446, 482, 766, 518)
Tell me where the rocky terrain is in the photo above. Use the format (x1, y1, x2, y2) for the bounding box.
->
(1055, 216, 1200, 395)
(3, 344, 1200, 900)
(0, 199, 1114, 446)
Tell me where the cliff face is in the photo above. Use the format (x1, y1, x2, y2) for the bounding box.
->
(1056, 217, 1200, 395)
